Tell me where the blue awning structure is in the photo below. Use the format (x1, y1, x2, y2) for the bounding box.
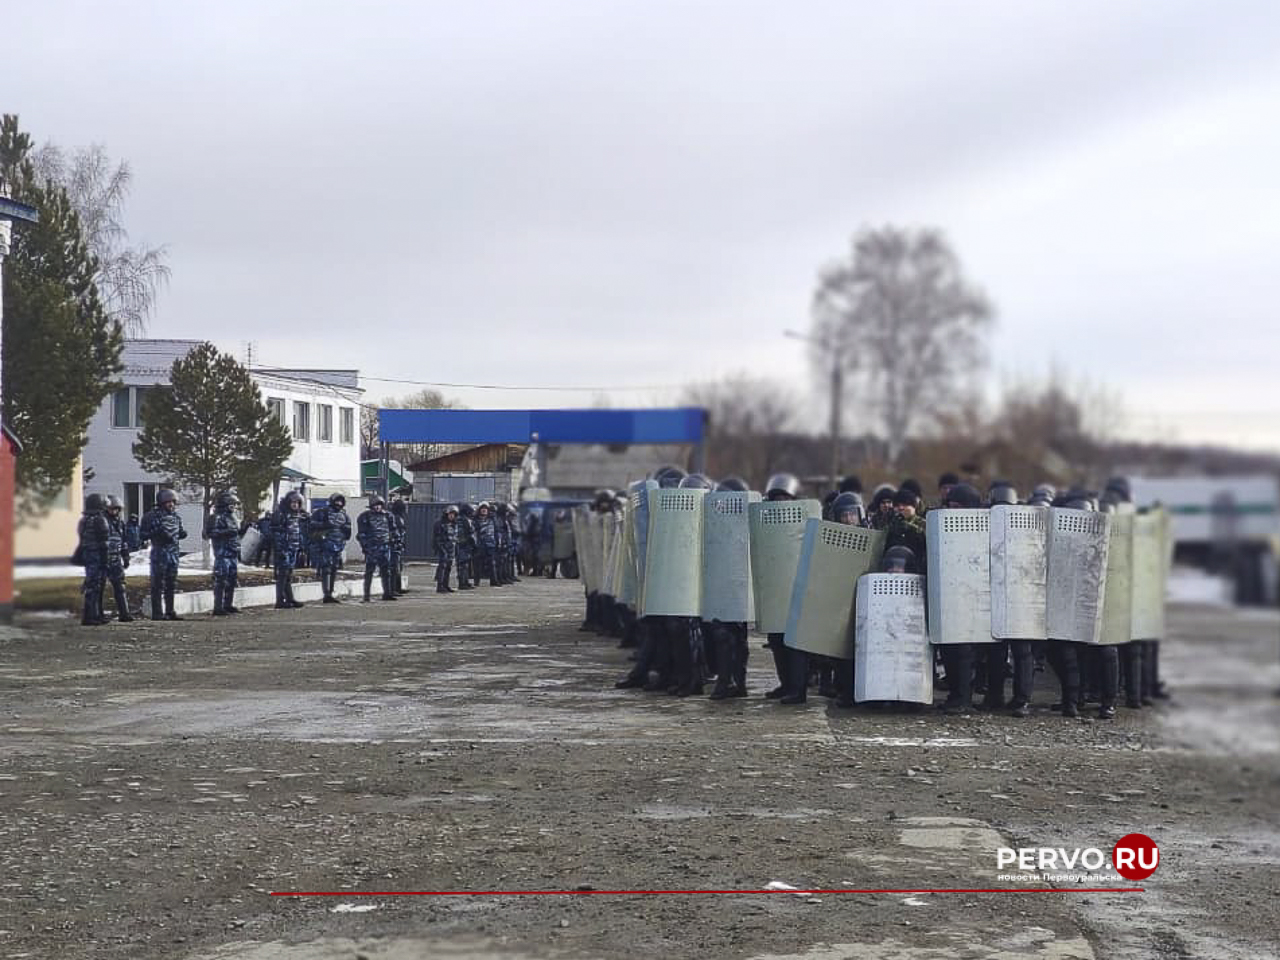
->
(378, 407, 705, 445)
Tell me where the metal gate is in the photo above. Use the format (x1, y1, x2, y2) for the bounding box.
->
(432, 474, 497, 505)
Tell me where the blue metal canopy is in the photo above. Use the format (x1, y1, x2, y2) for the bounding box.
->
(378, 407, 705, 445)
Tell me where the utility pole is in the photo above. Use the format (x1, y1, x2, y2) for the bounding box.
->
(785, 329, 843, 490)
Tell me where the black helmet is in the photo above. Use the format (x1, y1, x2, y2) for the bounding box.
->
(678, 473, 714, 491)
(654, 466, 686, 489)
(328, 493, 346, 509)
(1064, 497, 1094, 511)
(367, 494, 385, 509)
(1104, 476, 1132, 503)
(716, 475, 749, 492)
(892, 488, 919, 508)
(85, 493, 106, 512)
(938, 471, 960, 490)
(987, 483, 1018, 507)
(216, 491, 240, 510)
(943, 483, 982, 508)
(157, 488, 178, 506)
(390, 498, 407, 516)
(460, 503, 475, 518)
(105, 494, 123, 512)
(838, 474, 863, 494)
(496, 502, 510, 515)
(593, 489, 616, 510)
(832, 491, 865, 525)
(765, 473, 801, 500)
(882, 545, 918, 573)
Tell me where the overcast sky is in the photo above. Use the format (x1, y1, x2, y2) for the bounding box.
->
(6, 0, 1280, 451)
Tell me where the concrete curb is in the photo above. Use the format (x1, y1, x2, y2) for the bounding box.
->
(141, 576, 410, 617)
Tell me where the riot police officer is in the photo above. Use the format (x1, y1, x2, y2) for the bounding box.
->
(101, 495, 133, 623)
(272, 491, 307, 609)
(310, 493, 352, 604)
(938, 482, 982, 713)
(357, 494, 398, 602)
(209, 492, 242, 616)
(473, 501, 500, 588)
(389, 497, 408, 595)
(456, 503, 478, 590)
(434, 505, 460, 594)
(141, 488, 188, 620)
(77, 493, 111, 626)
(763, 472, 802, 701)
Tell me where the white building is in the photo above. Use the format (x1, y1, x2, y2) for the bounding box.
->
(82, 340, 363, 547)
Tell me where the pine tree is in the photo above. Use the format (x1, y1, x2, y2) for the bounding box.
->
(1, 114, 124, 519)
(133, 342, 292, 554)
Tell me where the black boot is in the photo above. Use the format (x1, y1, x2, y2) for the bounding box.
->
(779, 647, 809, 704)
(322, 569, 340, 604)
(224, 580, 240, 614)
(285, 577, 304, 608)
(381, 571, 397, 600)
(766, 636, 789, 699)
(81, 591, 100, 626)
(151, 581, 165, 619)
(112, 582, 134, 622)
(164, 579, 182, 621)
(275, 579, 290, 609)
(212, 582, 227, 616)
(363, 569, 374, 603)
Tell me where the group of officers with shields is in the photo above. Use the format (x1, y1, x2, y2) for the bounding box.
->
(571, 466, 1171, 719)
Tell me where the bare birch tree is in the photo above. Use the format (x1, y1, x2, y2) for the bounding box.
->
(811, 226, 993, 465)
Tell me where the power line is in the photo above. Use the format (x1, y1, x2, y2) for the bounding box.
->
(349, 373, 684, 393)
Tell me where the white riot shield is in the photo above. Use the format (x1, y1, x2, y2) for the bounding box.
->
(1130, 511, 1166, 640)
(926, 509, 997, 645)
(1046, 508, 1111, 644)
(1098, 513, 1135, 645)
(854, 573, 933, 705)
(601, 512, 619, 598)
(990, 505, 1049, 640)
(641, 487, 705, 617)
(748, 500, 823, 634)
(570, 506, 588, 586)
(552, 511, 575, 561)
(783, 520, 886, 659)
(616, 506, 639, 608)
(238, 526, 262, 564)
(629, 480, 658, 609)
(700, 491, 761, 623)
(587, 510, 607, 594)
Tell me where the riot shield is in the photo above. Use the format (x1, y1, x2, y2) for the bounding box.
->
(854, 573, 933, 704)
(238, 526, 262, 564)
(700, 490, 760, 623)
(990, 505, 1049, 640)
(601, 512, 619, 598)
(1098, 513, 1134, 645)
(783, 520, 885, 658)
(586, 509, 607, 594)
(629, 480, 658, 609)
(552, 511, 576, 562)
(640, 487, 705, 617)
(925, 509, 997, 645)
(748, 499, 823, 635)
(615, 505, 639, 608)
(1130, 511, 1166, 640)
(1046, 508, 1111, 644)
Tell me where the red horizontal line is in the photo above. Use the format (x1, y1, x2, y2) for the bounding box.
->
(270, 888, 1144, 896)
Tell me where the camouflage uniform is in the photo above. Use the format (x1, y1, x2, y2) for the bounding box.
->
(310, 498, 352, 602)
(102, 506, 133, 622)
(455, 505, 477, 589)
(141, 495, 187, 620)
(271, 494, 307, 608)
(433, 508, 459, 593)
(77, 497, 110, 626)
(389, 501, 407, 594)
(209, 500, 242, 615)
(473, 507, 500, 587)
(357, 501, 397, 601)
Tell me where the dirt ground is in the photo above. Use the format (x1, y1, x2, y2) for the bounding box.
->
(1, 568, 1277, 960)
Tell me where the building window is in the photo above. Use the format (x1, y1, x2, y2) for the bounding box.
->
(292, 401, 310, 441)
(134, 387, 156, 429)
(317, 404, 333, 442)
(339, 407, 354, 445)
(112, 388, 132, 428)
(266, 397, 285, 426)
(124, 482, 159, 518)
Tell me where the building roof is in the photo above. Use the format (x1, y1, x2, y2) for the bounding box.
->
(121, 341, 361, 394)
(251, 367, 361, 390)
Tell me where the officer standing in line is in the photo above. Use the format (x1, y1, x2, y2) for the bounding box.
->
(978, 482, 1038, 717)
(357, 494, 399, 602)
(456, 503, 478, 590)
(707, 475, 751, 700)
(869, 485, 897, 528)
(664, 473, 713, 696)
(100, 495, 134, 623)
(885, 488, 927, 561)
(1043, 492, 1102, 718)
(77, 493, 111, 626)
(937, 482, 982, 713)
(389, 497, 408, 595)
(829, 490, 871, 708)
(209, 492, 242, 616)
(434, 505, 460, 594)
(493, 502, 512, 585)
(141, 489, 188, 621)
(272, 491, 307, 609)
(473, 501, 501, 588)
(762, 472, 803, 701)
(507, 502, 523, 584)
(310, 493, 352, 604)
(936, 472, 960, 509)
